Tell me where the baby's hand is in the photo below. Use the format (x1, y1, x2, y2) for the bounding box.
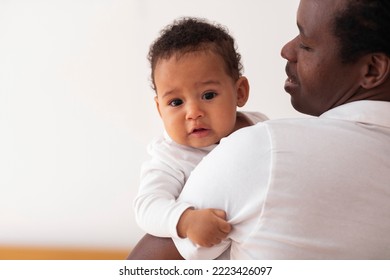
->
(177, 208, 232, 247)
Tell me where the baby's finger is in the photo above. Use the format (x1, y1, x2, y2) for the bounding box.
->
(212, 209, 227, 220)
(219, 220, 232, 234)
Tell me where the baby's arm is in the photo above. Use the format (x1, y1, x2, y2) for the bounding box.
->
(134, 158, 193, 238)
(135, 136, 233, 244)
(177, 208, 232, 247)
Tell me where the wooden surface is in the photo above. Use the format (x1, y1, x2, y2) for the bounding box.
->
(0, 245, 130, 260)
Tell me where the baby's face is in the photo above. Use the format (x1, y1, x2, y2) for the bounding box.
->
(154, 50, 243, 148)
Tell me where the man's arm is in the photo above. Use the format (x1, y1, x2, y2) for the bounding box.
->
(127, 234, 184, 260)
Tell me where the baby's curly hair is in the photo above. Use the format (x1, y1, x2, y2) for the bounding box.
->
(148, 17, 243, 91)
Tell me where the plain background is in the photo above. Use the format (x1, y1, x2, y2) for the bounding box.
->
(0, 0, 302, 251)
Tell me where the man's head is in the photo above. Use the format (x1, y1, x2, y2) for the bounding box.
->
(281, 0, 390, 116)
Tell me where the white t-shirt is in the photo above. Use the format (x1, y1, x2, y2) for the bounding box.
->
(134, 111, 268, 238)
(174, 100, 390, 259)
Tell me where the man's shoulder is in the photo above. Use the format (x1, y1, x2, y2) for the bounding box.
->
(222, 116, 341, 151)
(230, 116, 319, 137)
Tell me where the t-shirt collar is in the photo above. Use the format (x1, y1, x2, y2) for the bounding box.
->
(320, 100, 390, 128)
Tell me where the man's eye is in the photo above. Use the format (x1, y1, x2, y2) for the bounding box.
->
(299, 43, 311, 51)
(202, 91, 217, 100)
(169, 99, 183, 107)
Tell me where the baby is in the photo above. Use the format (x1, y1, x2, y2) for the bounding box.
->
(134, 17, 268, 247)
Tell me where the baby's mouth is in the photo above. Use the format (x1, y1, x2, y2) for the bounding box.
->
(192, 128, 207, 133)
(190, 127, 210, 137)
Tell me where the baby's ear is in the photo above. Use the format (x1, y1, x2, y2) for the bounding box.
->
(154, 95, 162, 117)
(236, 76, 250, 107)
(360, 53, 390, 89)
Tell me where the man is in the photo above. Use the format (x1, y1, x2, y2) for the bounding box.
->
(128, 0, 390, 259)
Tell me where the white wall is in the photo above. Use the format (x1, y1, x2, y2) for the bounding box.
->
(0, 0, 301, 250)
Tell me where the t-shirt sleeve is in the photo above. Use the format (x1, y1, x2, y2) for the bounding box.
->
(134, 138, 194, 238)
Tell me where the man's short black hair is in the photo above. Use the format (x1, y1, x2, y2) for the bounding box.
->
(333, 0, 390, 63)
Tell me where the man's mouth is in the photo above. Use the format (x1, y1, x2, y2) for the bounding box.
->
(285, 64, 299, 85)
(286, 77, 297, 84)
(284, 64, 299, 94)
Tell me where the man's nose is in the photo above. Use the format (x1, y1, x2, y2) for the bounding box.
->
(281, 36, 298, 63)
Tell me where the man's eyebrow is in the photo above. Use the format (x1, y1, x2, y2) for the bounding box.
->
(297, 22, 306, 37)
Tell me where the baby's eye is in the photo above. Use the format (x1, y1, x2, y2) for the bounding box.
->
(202, 91, 217, 100)
(169, 99, 183, 107)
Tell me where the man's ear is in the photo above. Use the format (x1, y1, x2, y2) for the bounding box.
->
(360, 53, 390, 89)
(154, 95, 162, 117)
(235, 76, 250, 107)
